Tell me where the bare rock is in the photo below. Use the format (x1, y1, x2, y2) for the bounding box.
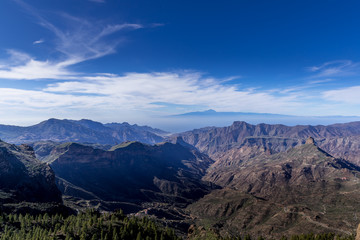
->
(305, 136, 315, 145)
(356, 223, 360, 240)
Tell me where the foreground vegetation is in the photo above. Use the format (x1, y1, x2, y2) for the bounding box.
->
(0, 209, 180, 240)
(0, 209, 356, 240)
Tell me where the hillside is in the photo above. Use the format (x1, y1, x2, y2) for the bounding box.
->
(188, 138, 360, 237)
(45, 140, 214, 213)
(172, 121, 360, 165)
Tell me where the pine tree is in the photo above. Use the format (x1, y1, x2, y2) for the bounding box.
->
(136, 231, 142, 240)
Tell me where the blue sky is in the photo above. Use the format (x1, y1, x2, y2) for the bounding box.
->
(0, 0, 360, 130)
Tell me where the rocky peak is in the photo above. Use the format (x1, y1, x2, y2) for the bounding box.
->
(173, 136, 197, 150)
(305, 136, 315, 145)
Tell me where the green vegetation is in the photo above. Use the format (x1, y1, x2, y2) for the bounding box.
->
(0, 209, 180, 240)
(0, 208, 357, 240)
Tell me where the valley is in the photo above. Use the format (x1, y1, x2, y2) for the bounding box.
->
(1, 119, 360, 239)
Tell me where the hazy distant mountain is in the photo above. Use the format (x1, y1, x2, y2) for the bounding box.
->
(46, 140, 214, 212)
(0, 140, 64, 213)
(189, 139, 360, 237)
(105, 122, 168, 136)
(0, 118, 169, 145)
(174, 109, 290, 117)
(166, 109, 360, 132)
(173, 121, 360, 165)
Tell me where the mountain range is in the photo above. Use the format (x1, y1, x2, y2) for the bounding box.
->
(168, 110, 360, 132)
(2, 119, 360, 238)
(172, 121, 360, 165)
(0, 118, 168, 145)
(174, 109, 290, 117)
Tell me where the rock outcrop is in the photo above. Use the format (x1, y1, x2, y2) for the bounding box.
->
(356, 223, 360, 240)
(305, 136, 315, 145)
(0, 140, 64, 213)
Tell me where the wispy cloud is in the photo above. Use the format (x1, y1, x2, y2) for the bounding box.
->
(5, 49, 31, 64)
(0, 88, 95, 108)
(307, 60, 360, 78)
(94, 23, 143, 44)
(307, 79, 334, 85)
(42, 72, 300, 113)
(0, 50, 74, 80)
(275, 78, 334, 95)
(33, 39, 44, 45)
(323, 86, 360, 105)
(0, 72, 300, 116)
(0, 0, 143, 80)
(38, 12, 142, 65)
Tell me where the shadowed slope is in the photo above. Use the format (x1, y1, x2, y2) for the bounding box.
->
(48, 141, 215, 212)
(0, 140, 66, 214)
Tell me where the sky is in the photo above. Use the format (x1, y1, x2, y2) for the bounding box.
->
(0, 0, 360, 131)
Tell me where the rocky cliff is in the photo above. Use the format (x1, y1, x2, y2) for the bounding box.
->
(0, 140, 64, 213)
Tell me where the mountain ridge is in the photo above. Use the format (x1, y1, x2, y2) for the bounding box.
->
(45, 140, 215, 213)
(0, 118, 169, 145)
(172, 120, 360, 165)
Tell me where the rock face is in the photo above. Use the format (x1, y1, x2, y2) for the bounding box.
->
(305, 136, 315, 145)
(0, 140, 63, 212)
(188, 142, 360, 237)
(0, 118, 168, 145)
(173, 121, 360, 165)
(47, 141, 214, 211)
(356, 223, 360, 240)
